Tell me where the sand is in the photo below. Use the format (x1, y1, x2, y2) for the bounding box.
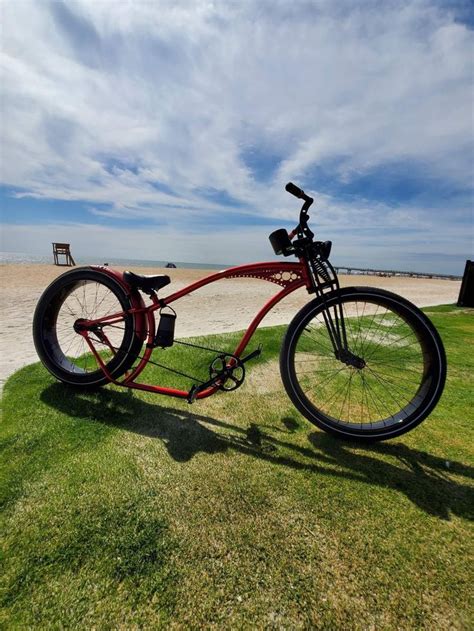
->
(0, 263, 461, 388)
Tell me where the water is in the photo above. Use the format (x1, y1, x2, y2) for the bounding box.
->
(0, 251, 230, 270)
(0, 251, 462, 278)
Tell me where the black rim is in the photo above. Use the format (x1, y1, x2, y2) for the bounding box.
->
(288, 295, 440, 432)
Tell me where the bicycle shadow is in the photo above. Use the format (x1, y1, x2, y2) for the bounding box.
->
(40, 384, 473, 521)
(308, 432, 474, 521)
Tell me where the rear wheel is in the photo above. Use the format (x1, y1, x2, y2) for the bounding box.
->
(33, 268, 143, 387)
(280, 287, 446, 441)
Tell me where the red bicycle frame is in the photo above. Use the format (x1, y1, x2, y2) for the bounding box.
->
(79, 260, 313, 400)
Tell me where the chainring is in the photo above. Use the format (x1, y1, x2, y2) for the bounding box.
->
(209, 354, 245, 391)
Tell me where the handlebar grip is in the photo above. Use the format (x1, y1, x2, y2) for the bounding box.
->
(285, 182, 305, 198)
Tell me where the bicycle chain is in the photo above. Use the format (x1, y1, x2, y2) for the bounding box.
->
(89, 325, 237, 385)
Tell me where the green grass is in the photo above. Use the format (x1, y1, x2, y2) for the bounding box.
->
(1, 305, 473, 628)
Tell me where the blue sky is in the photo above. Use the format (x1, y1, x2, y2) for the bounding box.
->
(1, 0, 473, 273)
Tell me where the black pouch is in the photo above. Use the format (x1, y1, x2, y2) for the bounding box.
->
(154, 308, 176, 347)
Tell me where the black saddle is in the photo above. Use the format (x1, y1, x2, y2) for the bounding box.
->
(123, 270, 171, 293)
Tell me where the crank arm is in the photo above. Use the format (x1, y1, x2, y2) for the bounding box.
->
(240, 345, 262, 364)
(187, 373, 223, 403)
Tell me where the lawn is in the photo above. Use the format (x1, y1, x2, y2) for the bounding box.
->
(1, 305, 473, 628)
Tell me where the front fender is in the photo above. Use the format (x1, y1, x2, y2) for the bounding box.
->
(90, 266, 148, 341)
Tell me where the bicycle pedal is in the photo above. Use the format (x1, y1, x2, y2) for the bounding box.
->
(187, 385, 199, 404)
(187, 373, 221, 402)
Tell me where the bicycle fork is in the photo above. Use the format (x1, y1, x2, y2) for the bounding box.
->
(318, 300, 366, 369)
(306, 255, 366, 370)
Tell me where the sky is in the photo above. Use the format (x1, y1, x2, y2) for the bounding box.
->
(1, 0, 473, 274)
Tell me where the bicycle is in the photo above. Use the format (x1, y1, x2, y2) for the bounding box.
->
(33, 183, 447, 441)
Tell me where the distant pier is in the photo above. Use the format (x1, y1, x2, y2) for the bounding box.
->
(334, 266, 461, 281)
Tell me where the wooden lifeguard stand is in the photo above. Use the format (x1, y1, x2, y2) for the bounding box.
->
(52, 243, 76, 266)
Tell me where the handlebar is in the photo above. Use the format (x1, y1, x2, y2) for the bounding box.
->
(269, 182, 315, 255)
(285, 182, 313, 206)
(285, 182, 305, 198)
(285, 182, 314, 241)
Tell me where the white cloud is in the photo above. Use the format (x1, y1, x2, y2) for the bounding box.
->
(0, 0, 472, 267)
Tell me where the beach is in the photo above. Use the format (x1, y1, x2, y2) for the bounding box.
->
(0, 263, 461, 388)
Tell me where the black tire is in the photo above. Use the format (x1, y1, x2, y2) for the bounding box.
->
(280, 287, 446, 441)
(33, 267, 143, 387)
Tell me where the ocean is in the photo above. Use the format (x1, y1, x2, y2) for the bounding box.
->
(0, 251, 463, 279)
(0, 252, 230, 270)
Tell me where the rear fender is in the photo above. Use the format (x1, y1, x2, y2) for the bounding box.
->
(90, 265, 148, 341)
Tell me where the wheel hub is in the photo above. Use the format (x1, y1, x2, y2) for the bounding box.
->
(336, 348, 366, 369)
(73, 318, 88, 333)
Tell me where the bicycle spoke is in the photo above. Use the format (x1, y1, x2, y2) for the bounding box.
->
(338, 370, 355, 421)
(361, 370, 390, 424)
(54, 281, 126, 374)
(357, 304, 381, 356)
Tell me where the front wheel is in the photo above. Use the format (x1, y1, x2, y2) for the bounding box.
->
(280, 287, 446, 441)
